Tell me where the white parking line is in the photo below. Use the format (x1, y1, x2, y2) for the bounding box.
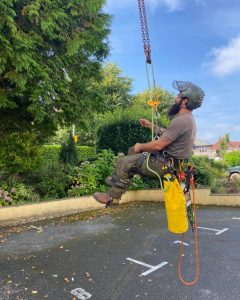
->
(215, 228, 229, 235)
(126, 258, 153, 268)
(141, 262, 168, 276)
(71, 288, 92, 300)
(198, 226, 229, 235)
(173, 241, 189, 246)
(126, 257, 168, 277)
(232, 217, 240, 220)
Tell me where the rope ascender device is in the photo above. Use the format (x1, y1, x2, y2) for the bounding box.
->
(137, 0, 199, 286)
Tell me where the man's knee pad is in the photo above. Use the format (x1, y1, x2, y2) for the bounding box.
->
(105, 174, 129, 189)
(130, 152, 148, 176)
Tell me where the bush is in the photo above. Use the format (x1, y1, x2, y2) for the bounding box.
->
(97, 120, 150, 154)
(39, 145, 61, 168)
(0, 176, 39, 205)
(190, 156, 213, 187)
(224, 151, 240, 167)
(210, 177, 240, 194)
(0, 131, 43, 174)
(0, 187, 12, 206)
(190, 156, 228, 187)
(34, 162, 70, 199)
(76, 146, 96, 162)
(67, 150, 116, 196)
(39, 145, 96, 167)
(128, 175, 160, 191)
(59, 133, 78, 166)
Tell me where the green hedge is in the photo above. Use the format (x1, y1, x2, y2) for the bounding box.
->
(224, 151, 240, 167)
(76, 146, 96, 162)
(0, 131, 43, 174)
(39, 145, 96, 166)
(96, 120, 151, 154)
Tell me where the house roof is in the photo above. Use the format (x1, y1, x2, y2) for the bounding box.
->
(211, 141, 240, 150)
(228, 141, 240, 149)
(194, 139, 212, 147)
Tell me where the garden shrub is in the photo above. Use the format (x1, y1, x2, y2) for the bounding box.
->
(224, 151, 240, 167)
(190, 156, 228, 187)
(76, 146, 96, 162)
(59, 133, 78, 166)
(0, 176, 39, 205)
(0, 131, 43, 174)
(0, 187, 12, 206)
(191, 156, 215, 187)
(210, 177, 240, 194)
(39, 145, 96, 167)
(67, 150, 116, 196)
(40, 145, 61, 166)
(10, 183, 40, 204)
(34, 161, 70, 199)
(128, 175, 160, 191)
(96, 120, 151, 154)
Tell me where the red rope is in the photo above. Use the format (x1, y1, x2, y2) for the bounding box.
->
(178, 177, 200, 286)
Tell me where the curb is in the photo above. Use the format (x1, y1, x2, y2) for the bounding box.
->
(0, 189, 239, 227)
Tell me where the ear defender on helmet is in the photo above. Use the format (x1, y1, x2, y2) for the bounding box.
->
(173, 81, 205, 110)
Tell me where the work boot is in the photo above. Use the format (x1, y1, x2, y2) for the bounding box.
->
(93, 192, 113, 206)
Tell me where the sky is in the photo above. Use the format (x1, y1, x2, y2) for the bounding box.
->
(103, 0, 240, 144)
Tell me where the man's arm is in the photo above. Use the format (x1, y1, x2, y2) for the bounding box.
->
(133, 136, 172, 153)
(139, 118, 165, 135)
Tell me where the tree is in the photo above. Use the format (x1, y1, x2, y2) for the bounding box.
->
(100, 63, 134, 111)
(59, 132, 78, 166)
(0, 0, 111, 140)
(132, 87, 173, 128)
(69, 62, 134, 146)
(217, 134, 230, 158)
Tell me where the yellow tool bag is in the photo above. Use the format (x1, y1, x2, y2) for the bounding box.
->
(163, 174, 188, 234)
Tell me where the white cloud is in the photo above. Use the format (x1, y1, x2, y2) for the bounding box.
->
(205, 35, 240, 77)
(196, 119, 240, 143)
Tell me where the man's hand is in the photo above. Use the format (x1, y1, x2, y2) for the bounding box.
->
(133, 143, 142, 154)
(133, 136, 172, 154)
(139, 119, 152, 128)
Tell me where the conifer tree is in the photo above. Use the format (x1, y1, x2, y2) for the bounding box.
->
(59, 132, 78, 166)
(0, 0, 111, 139)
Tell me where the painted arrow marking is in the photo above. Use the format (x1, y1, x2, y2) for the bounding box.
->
(71, 288, 92, 300)
(197, 226, 229, 235)
(126, 257, 168, 276)
(173, 241, 189, 246)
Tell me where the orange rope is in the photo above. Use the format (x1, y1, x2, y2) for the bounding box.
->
(178, 177, 200, 286)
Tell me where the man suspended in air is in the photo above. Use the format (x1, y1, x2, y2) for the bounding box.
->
(93, 81, 205, 206)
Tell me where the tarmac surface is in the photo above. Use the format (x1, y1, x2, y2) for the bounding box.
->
(0, 202, 240, 300)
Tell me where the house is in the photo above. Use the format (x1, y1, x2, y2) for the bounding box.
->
(193, 139, 214, 157)
(193, 139, 240, 158)
(211, 141, 240, 153)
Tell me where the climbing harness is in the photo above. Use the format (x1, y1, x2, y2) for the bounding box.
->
(137, 0, 199, 286)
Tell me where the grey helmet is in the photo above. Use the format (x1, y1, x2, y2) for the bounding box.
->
(172, 80, 205, 110)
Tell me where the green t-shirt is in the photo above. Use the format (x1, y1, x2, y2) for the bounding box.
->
(161, 112, 196, 160)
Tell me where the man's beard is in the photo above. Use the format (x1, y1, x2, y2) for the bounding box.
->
(167, 103, 181, 118)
